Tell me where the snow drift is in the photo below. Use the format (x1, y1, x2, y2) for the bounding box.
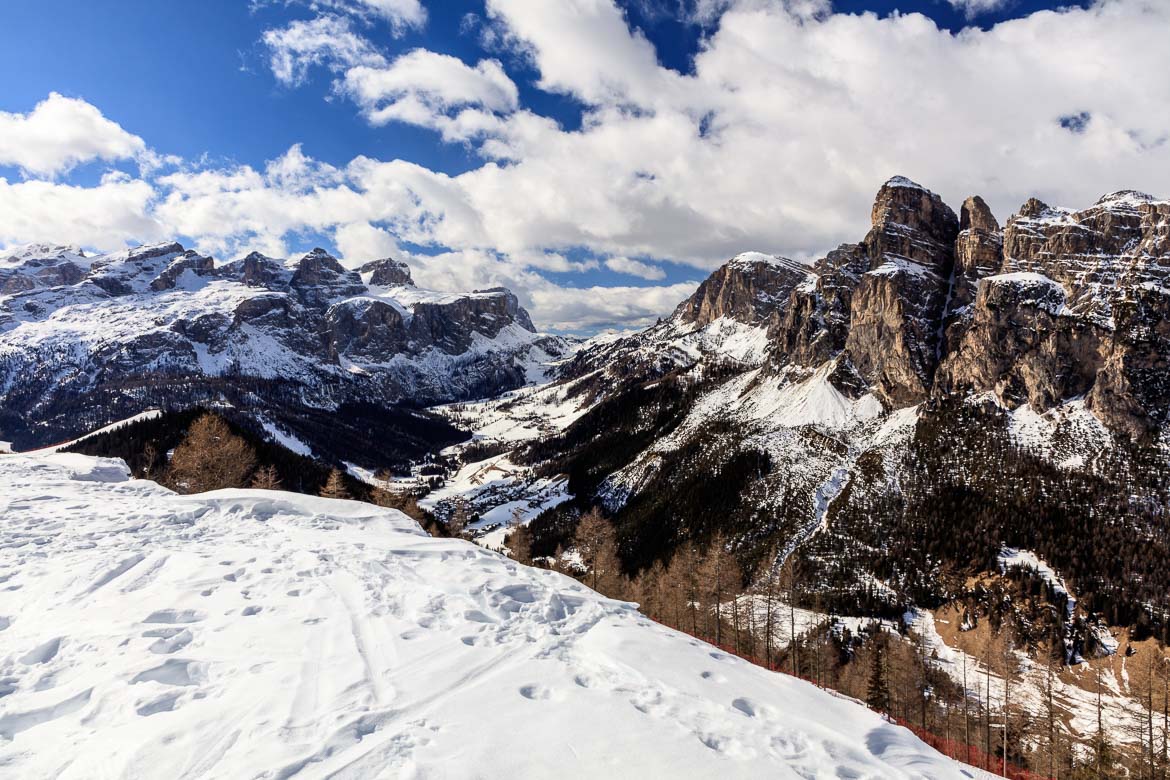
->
(0, 452, 971, 778)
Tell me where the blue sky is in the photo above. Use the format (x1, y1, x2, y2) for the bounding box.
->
(0, 0, 1161, 333)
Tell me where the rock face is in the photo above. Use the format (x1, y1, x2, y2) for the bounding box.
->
(569, 177, 1170, 438)
(939, 190, 1170, 436)
(0, 244, 567, 448)
(360, 258, 414, 286)
(842, 178, 959, 405)
(674, 253, 812, 328)
(951, 195, 1002, 311)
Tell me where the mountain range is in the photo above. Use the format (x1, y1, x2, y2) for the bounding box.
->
(0, 242, 568, 450)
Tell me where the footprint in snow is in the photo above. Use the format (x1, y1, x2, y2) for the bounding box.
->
(463, 609, 495, 624)
(136, 691, 182, 716)
(731, 698, 758, 718)
(20, 637, 62, 665)
(143, 608, 205, 624)
(518, 684, 551, 701)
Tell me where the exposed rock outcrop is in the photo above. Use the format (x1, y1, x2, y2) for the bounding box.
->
(674, 253, 812, 328)
(843, 178, 959, 406)
(360, 258, 414, 286)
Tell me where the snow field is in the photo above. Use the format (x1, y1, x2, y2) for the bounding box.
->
(0, 452, 971, 778)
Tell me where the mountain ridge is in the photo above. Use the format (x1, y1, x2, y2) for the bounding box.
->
(0, 243, 570, 449)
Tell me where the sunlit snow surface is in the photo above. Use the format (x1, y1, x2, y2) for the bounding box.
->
(0, 453, 972, 779)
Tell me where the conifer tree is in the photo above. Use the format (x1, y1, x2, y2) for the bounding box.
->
(251, 464, 282, 490)
(167, 413, 255, 493)
(575, 507, 621, 596)
(507, 513, 534, 567)
(867, 637, 891, 715)
(320, 468, 350, 499)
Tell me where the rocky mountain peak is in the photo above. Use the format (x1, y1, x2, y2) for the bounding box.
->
(959, 195, 999, 234)
(1096, 190, 1156, 206)
(841, 179, 959, 405)
(867, 176, 959, 267)
(675, 252, 812, 329)
(360, 257, 413, 286)
(290, 248, 365, 306)
(1016, 196, 1055, 219)
(950, 195, 1004, 312)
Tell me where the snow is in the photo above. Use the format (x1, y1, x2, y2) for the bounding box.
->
(17, 410, 162, 455)
(883, 176, 927, 191)
(417, 454, 572, 549)
(366, 283, 509, 308)
(1006, 398, 1111, 468)
(727, 252, 810, 276)
(0, 452, 970, 778)
(0, 244, 568, 425)
(742, 363, 883, 431)
(259, 419, 314, 458)
(868, 256, 939, 279)
(998, 547, 1074, 618)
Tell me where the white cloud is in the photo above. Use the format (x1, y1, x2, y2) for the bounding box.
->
(450, 0, 1170, 266)
(484, 0, 681, 107)
(345, 0, 426, 29)
(0, 93, 150, 178)
(0, 172, 162, 251)
(525, 280, 699, 332)
(947, 0, 1010, 20)
(343, 49, 519, 136)
(605, 255, 666, 280)
(262, 15, 386, 86)
(257, 0, 426, 33)
(334, 220, 401, 262)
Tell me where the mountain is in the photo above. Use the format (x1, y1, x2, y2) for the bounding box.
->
(444, 177, 1170, 656)
(0, 243, 570, 450)
(0, 451, 972, 779)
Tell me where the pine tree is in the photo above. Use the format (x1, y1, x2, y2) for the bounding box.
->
(867, 636, 891, 714)
(574, 508, 621, 596)
(251, 464, 282, 490)
(698, 533, 740, 648)
(507, 515, 534, 567)
(319, 468, 350, 499)
(167, 413, 256, 493)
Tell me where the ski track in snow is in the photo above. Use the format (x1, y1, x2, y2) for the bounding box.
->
(0, 452, 973, 779)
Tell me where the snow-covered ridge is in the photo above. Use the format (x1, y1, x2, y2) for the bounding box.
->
(0, 242, 568, 447)
(727, 252, 810, 276)
(0, 453, 969, 778)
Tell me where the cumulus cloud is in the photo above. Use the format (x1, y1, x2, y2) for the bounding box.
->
(453, 0, 1170, 265)
(262, 14, 386, 86)
(0, 172, 162, 251)
(0, 93, 151, 178)
(343, 49, 519, 136)
(947, 0, 1011, 20)
(605, 256, 667, 280)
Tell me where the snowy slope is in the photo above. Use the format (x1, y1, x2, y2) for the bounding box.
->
(0, 452, 971, 779)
